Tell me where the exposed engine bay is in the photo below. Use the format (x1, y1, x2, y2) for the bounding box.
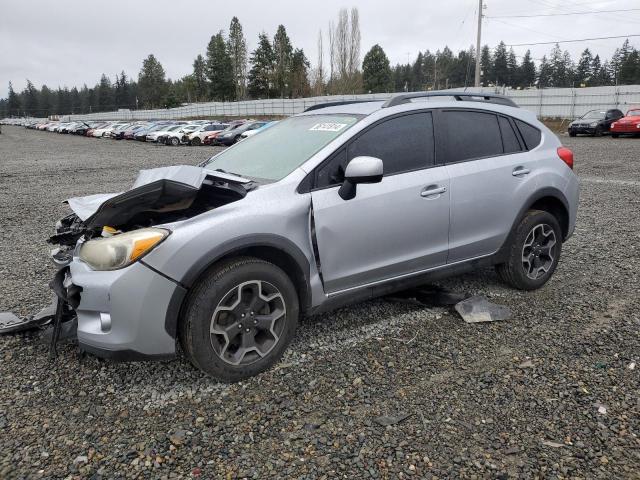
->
(1, 165, 257, 344)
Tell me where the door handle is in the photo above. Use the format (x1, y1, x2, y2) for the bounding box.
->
(421, 186, 447, 197)
(512, 167, 531, 177)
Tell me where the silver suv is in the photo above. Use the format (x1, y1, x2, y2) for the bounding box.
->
(49, 93, 579, 381)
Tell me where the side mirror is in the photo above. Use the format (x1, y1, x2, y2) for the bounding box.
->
(338, 156, 383, 200)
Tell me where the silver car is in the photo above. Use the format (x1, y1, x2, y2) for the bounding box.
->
(49, 93, 579, 381)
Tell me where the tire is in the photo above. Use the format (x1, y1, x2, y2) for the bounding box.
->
(612, 134, 619, 138)
(179, 257, 299, 382)
(496, 209, 562, 291)
(569, 131, 576, 137)
(170, 136, 179, 146)
(191, 136, 201, 146)
(593, 126, 603, 137)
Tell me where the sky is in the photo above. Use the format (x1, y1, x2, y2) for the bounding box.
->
(1, 0, 639, 97)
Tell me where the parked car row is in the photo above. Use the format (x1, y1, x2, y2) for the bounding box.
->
(15, 119, 279, 146)
(568, 107, 640, 137)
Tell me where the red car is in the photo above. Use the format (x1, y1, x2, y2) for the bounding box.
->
(611, 108, 640, 137)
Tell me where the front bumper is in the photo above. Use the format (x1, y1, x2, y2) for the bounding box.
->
(61, 258, 186, 360)
(568, 125, 596, 135)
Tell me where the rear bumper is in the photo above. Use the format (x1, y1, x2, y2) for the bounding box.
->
(59, 259, 186, 360)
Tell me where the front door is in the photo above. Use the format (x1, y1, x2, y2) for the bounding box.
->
(310, 111, 450, 294)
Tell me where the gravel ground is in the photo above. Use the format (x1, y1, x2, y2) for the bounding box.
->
(0, 126, 639, 479)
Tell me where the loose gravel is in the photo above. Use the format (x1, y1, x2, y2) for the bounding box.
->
(0, 126, 639, 479)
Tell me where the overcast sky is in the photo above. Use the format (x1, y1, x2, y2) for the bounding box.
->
(1, 0, 639, 97)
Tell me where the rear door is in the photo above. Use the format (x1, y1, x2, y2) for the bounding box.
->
(441, 109, 539, 262)
(310, 112, 450, 293)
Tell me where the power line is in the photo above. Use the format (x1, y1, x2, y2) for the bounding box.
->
(487, 8, 640, 18)
(506, 34, 640, 47)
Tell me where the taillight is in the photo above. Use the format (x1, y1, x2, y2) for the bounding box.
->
(557, 146, 574, 170)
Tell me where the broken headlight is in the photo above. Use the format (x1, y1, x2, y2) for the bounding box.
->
(79, 228, 169, 271)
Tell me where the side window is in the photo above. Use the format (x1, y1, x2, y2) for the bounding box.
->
(442, 110, 503, 163)
(315, 148, 348, 188)
(514, 119, 542, 150)
(498, 116, 522, 154)
(348, 112, 435, 176)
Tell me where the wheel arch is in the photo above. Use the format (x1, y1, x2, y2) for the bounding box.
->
(167, 235, 312, 339)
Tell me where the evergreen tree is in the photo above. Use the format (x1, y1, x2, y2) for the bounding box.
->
(247, 33, 275, 98)
(537, 56, 552, 87)
(114, 71, 131, 108)
(362, 44, 392, 93)
(480, 45, 492, 86)
(138, 54, 167, 108)
(7, 82, 20, 117)
(39, 85, 54, 116)
(507, 48, 518, 86)
(519, 50, 536, 88)
(97, 74, 114, 111)
(227, 17, 248, 100)
(575, 49, 593, 86)
(290, 49, 310, 97)
(206, 32, 234, 100)
(411, 52, 425, 91)
(23, 80, 39, 116)
(192, 55, 208, 101)
(619, 47, 640, 85)
(273, 25, 293, 98)
(493, 41, 509, 86)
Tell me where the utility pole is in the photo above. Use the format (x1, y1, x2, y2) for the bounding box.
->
(474, 0, 483, 87)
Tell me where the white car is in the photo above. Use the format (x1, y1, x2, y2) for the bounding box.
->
(164, 124, 203, 146)
(91, 122, 118, 137)
(146, 124, 184, 142)
(184, 123, 227, 146)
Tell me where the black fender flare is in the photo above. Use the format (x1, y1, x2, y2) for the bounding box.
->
(163, 234, 312, 338)
(494, 187, 571, 263)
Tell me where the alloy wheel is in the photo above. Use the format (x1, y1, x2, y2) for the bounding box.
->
(521, 223, 557, 280)
(210, 280, 286, 366)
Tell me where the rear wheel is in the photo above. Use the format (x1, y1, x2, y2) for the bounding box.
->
(191, 136, 201, 146)
(496, 210, 562, 290)
(179, 257, 299, 382)
(593, 126, 603, 137)
(170, 136, 179, 146)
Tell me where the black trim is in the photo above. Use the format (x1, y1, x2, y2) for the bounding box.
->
(79, 342, 176, 362)
(178, 233, 312, 295)
(303, 100, 381, 112)
(382, 92, 518, 109)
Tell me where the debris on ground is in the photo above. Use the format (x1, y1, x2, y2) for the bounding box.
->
(541, 440, 566, 448)
(373, 413, 412, 426)
(0, 299, 57, 334)
(386, 285, 468, 307)
(454, 295, 512, 323)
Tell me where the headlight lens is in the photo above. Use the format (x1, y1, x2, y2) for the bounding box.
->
(590, 122, 598, 127)
(79, 228, 169, 271)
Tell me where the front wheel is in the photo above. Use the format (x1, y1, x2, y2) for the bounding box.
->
(179, 257, 299, 382)
(593, 126, 603, 137)
(496, 210, 562, 290)
(170, 136, 179, 146)
(191, 136, 201, 146)
(569, 131, 576, 137)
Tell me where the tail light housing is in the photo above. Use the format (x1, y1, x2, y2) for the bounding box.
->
(557, 146, 574, 170)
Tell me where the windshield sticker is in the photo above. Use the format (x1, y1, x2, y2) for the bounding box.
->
(309, 123, 348, 132)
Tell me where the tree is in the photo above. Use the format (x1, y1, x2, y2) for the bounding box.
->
(138, 54, 167, 108)
(493, 42, 509, 86)
(519, 50, 536, 87)
(7, 82, 20, 117)
(480, 45, 492, 86)
(273, 25, 293, 98)
(206, 32, 234, 100)
(310, 29, 326, 95)
(575, 49, 593, 87)
(39, 85, 54, 116)
(537, 56, 552, 87)
(22, 80, 39, 116)
(114, 71, 131, 108)
(247, 32, 275, 98)
(227, 17, 248, 100)
(328, 8, 361, 93)
(362, 44, 392, 93)
(290, 49, 311, 97)
(192, 55, 208, 101)
(97, 74, 114, 111)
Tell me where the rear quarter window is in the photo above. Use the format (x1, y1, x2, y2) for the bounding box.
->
(442, 110, 503, 163)
(514, 119, 542, 150)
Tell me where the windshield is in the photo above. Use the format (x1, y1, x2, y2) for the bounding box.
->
(203, 114, 360, 182)
(581, 110, 605, 120)
(627, 109, 640, 116)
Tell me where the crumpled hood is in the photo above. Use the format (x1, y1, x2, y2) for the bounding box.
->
(66, 165, 251, 221)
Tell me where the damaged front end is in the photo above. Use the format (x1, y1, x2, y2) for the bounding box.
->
(2, 166, 256, 356)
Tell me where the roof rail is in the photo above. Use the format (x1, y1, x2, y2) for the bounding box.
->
(382, 91, 518, 109)
(303, 100, 381, 112)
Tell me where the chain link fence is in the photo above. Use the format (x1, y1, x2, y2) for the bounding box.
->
(60, 85, 640, 122)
